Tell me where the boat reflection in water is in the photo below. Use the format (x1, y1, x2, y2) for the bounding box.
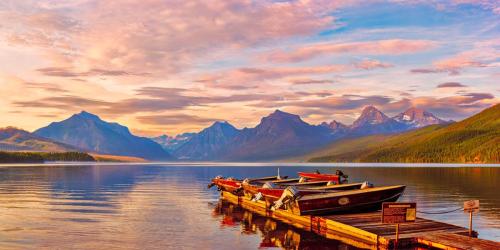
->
(212, 200, 361, 249)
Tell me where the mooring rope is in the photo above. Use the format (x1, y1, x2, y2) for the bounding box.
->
(417, 207, 463, 214)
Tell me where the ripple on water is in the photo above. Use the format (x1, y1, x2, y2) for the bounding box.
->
(0, 164, 498, 249)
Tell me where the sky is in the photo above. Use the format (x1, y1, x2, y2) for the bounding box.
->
(0, 0, 498, 136)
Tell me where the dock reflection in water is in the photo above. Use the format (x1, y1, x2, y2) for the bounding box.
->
(0, 164, 497, 249)
(212, 200, 359, 249)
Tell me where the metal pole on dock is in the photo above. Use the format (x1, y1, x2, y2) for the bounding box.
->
(469, 210, 473, 237)
(394, 223, 399, 250)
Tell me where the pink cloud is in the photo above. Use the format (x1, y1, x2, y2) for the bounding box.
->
(1, 0, 356, 76)
(412, 38, 499, 75)
(262, 39, 437, 63)
(198, 58, 393, 89)
(354, 59, 393, 70)
(198, 64, 349, 89)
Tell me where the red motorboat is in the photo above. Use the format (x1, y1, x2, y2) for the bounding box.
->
(298, 170, 348, 183)
(209, 175, 285, 195)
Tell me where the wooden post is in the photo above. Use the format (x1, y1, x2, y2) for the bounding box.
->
(469, 210, 473, 237)
(394, 223, 400, 250)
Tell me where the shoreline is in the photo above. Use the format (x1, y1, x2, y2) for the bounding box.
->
(0, 161, 499, 168)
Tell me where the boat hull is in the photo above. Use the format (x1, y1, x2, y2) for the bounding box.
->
(256, 183, 364, 200)
(212, 179, 242, 193)
(297, 172, 341, 182)
(292, 185, 406, 215)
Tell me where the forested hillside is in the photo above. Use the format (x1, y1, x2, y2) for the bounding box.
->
(307, 104, 499, 163)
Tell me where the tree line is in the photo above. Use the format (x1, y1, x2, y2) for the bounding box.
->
(0, 152, 95, 163)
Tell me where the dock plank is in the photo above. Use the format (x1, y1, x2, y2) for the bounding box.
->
(219, 191, 499, 249)
(417, 233, 500, 250)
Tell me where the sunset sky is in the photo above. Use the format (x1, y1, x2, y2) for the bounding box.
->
(0, 0, 498, 136)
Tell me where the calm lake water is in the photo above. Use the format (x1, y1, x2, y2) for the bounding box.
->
(0, 163, 498, 249)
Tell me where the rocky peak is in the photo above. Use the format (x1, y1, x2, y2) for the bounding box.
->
(76, 111, 101, 121)
(394, 107, 446, 128)
(352, 106, 390, 128)
(321, 120, 348, 133)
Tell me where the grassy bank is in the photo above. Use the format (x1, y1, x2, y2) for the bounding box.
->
(90, 153, 147, 162)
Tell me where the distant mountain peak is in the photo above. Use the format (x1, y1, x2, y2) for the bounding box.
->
(271, 109, 294, 116)
(77, 110, 100, 119)
(361, 105, 388, 115)
(394, 107, 447, 128)
(211, 120, 231, 127)
(174, 121, 240, 160)
(352, 106, 390, 127)
(0, 126, 80, 152)
(0, 126, 31, 139)
(34, 112, 171, 160)
(321, 120, 347, 129)
(206, 121, 237, 131)
(265, 109, 302, 122)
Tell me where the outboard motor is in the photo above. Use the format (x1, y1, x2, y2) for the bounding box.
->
(252, 192, 263, 202)
(361, 181, 374, 189)
(336, 170, 349, 178)
(327, 181, 337, 186)
(336, 170, 349, 183)
(298, 177, 306, 183)
(262, 182, 276, 189)
(271, 186, 299, 211)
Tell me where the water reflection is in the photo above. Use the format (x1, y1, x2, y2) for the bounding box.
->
(0, 164, 497, 249)
(212, 200, 359, 249)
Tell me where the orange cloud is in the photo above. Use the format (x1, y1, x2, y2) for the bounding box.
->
(198, 64, 349, 89)
(262, 39, 437, 63)
(1, 0, 354, 77)
(199, 59, 392, 89)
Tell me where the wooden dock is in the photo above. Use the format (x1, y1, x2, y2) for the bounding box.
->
(220, 191, 499, 249)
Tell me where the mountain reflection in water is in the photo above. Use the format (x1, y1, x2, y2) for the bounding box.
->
(0, 164, 497, 249)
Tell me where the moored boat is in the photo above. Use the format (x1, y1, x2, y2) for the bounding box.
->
(241, 179, 347, 200)
(297, 170, 348, 183)
(272, 185, 406, 215)
(209, 175, 286, 195)
(257, 182, 365, 201)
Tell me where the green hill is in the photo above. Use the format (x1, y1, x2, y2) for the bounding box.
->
(307, 104, 499, 163)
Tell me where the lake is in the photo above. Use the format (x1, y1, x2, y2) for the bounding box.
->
(0, 163, 498, 249)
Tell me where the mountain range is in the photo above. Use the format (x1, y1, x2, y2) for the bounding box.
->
(153, 106, 450, 161)
(0, 106, 460, 161)
(34, 111, 172, 160)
